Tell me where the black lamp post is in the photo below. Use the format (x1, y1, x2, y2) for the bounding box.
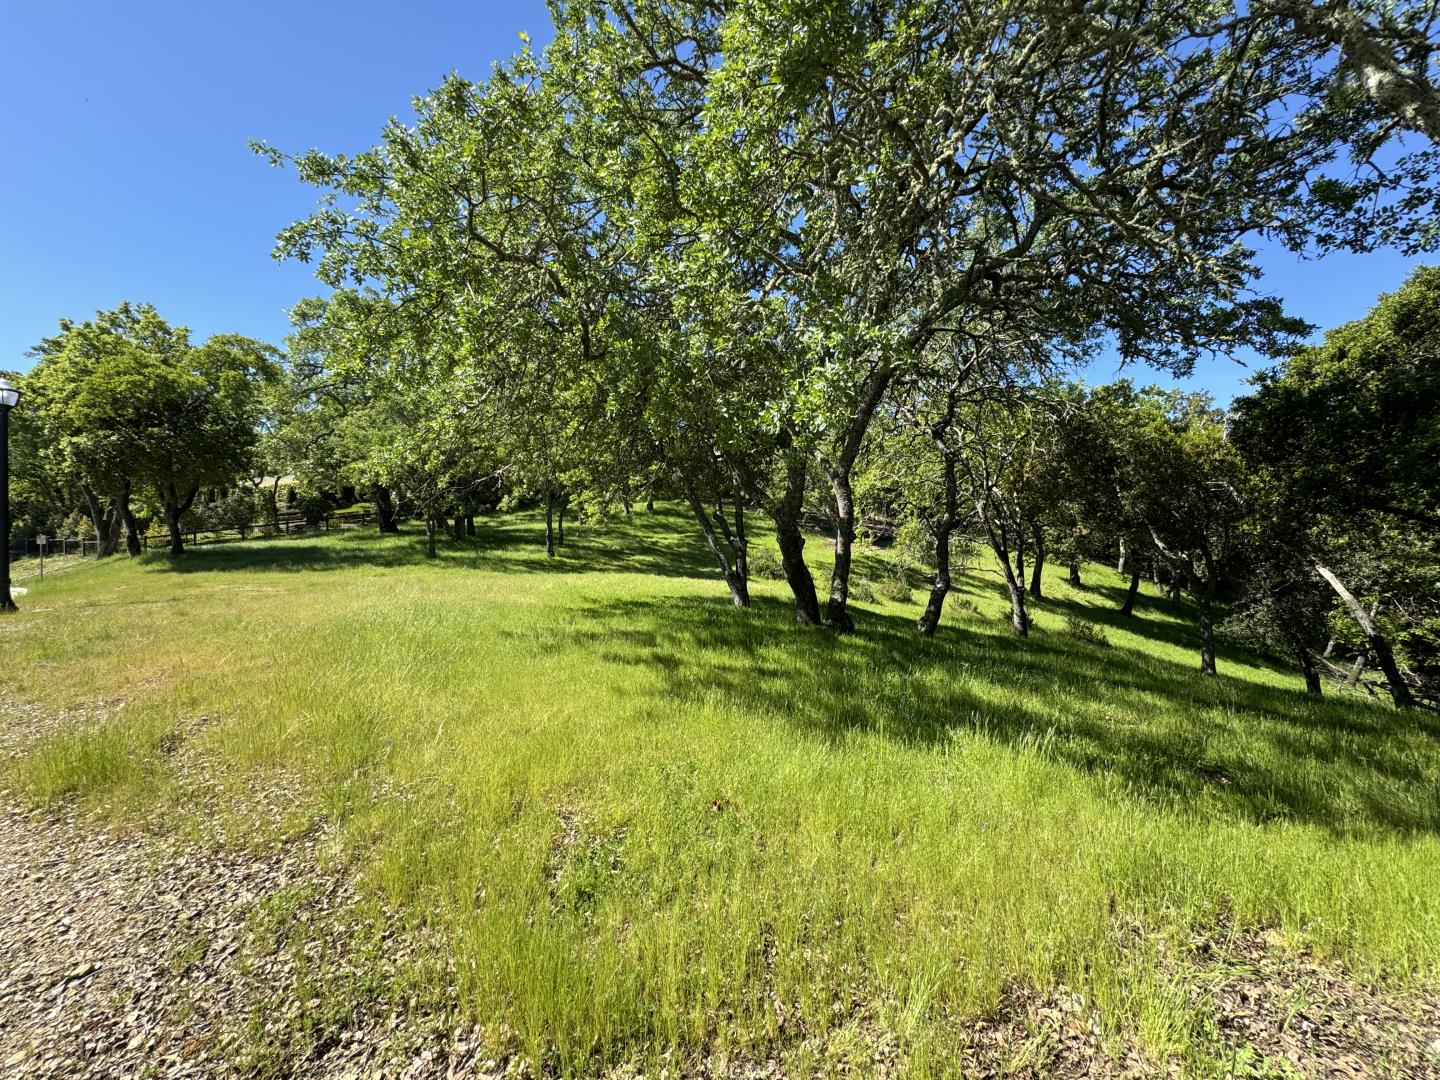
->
(0, 376, 20, 612)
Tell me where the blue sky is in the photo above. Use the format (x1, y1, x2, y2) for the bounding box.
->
(3, 2, 1429, 403)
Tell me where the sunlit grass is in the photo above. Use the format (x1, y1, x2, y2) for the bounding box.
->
(3, 506, 1437, 1076)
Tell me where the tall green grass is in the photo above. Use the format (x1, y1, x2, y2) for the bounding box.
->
(3, 507, 1437, 1076)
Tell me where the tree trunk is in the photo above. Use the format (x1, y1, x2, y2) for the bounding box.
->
(424, 517, 437, 559)
(163, 505, 185, 557)
(82, 485, 122, 558)
(1346, 654, 1368, 687)
(544, 492, 556, 558)
(1027, 523, 1045, 599)
(1119, 568, 1142, 616)
(824, 469, 858, 631)
(122, 499, 142, 557)
(1068, 558, 1081, 587)
(465, 514, 476, 537)
(683, 484, 749, 607)
(1295, 641, 1323, 696)
(916, 527, 952, 637)
(916, 458, 959, 637)
(161, 484, 197, 557)
(557, 495, 567, 546)
(1116, 538, 1126, 576)
(1314, 562, 1414, 709)
(1196, 581, 1217, 676)
(452, 514, 464, 541)
(773, 457, 822, 627)
(375, 486, 400, 534)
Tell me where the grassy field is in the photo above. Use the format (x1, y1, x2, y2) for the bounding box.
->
(3, 506, 1438, 1076)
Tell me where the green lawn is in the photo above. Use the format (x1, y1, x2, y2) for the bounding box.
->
(3, 506, 1437, 1076)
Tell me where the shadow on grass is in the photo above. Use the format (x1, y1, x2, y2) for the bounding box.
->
(141, 513, 1440, 835)
(562, 590, 1440, 838)
(145, 507, 717, 582)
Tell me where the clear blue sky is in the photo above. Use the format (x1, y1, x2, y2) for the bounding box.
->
(3, 2, 1429, 403)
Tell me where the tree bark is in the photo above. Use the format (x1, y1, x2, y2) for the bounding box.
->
(465, 514, 476, 537)
(452, 514, 465, 541)
(823, 469, 858, 631)
(1116, 538, 1126, 576)
(82, 485, 123, 558)
(683, 484, 749, 607)
(1119, 568, 1142, 616)
(424, 517, 438, 559)
(916, 457, 959, 637)
(161, 484, 197, 557)
(122, 493, 142, 556)
(819, 363, 895, 633)
(1068, 558, 1081, 587)
(375, 486, 400, 534)
(1346, 654, 1368, 688)
(773, 456, 822, 626)
(1196, 581, 1217, 676)
(544, 491, 556, 558)
(916, 528, 952, 637)
(1313, 562, 1414, 709)
(1294, 640, 1323, 696)
(557, 494, 567, 546)
(1027, 522, 1045, 599)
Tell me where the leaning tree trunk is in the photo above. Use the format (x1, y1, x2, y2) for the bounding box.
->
(683, 483, 749, 607)
(1346, 653, 1368, 688)
(1119, 568, 1142, 616)
(1314, 562, 1414, 709)
(984, 512, 1029, 636)
(374, 486, 400, 534)
(1027, 523, 1046, 599)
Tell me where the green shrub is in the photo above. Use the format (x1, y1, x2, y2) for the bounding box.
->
(879, 575, 913, 603)
(850, 577, 880, 603)
(747, 549, 785, 581)
(1064, 614, 1110, 647)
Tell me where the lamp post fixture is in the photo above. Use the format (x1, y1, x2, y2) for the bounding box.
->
(0, 376, 20, 612)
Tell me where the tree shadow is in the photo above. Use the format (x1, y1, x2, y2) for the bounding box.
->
(557, 591, 1440, 838)
(146, 507, 717, 581)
